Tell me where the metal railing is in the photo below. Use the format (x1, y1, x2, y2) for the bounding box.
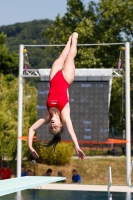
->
(128, 160, 133, 186)
(108, 166, 112, 200)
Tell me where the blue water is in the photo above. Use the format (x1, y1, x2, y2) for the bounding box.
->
(0, 189, 133, 200)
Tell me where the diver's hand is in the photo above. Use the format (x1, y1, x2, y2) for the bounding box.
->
(75, 147, 86, 160)
(29, 146, 39, 158)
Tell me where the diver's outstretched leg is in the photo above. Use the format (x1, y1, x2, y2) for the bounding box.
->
(50, 35, 72, 80)
(63, 32, 78, 84)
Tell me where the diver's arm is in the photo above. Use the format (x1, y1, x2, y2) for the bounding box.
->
(28, 111, 50, 158)
(65, 116, 86, 160)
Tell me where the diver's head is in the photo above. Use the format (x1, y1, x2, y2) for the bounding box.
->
(43, 114, 64, 149)
(48, 115, 63, 135)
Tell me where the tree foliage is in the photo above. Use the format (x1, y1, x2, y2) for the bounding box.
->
(34, 143, 74, 165)
(98, 0, 133, 136)
(0, 19, 55, 70)
(43, 0, 133, 136)
(99, 0, 133, 41)
(0, 33, 18, 75)
(0, 74, 37, 160)
(42, 0, 122, 71)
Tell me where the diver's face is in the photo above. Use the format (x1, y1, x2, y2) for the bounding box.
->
(49, 118, 62, 134)
(72, 171, 77, 176)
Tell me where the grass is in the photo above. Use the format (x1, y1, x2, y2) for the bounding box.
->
(22, 156, 131, 186)
(78, 147, 124, 156)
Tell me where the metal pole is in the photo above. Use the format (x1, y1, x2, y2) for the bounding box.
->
(16, 191, 22, 200)
(125, 42, 131, 186)
(129, 160, 133, 184)
(126, 192, 131, 200)
(108, 167, 112, 200)
(108, 166, 112, 187)
(17, 45, 24, 177)
(24, 43, 124, 47)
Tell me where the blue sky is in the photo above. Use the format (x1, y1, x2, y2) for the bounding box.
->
(0, 0, 98, 26)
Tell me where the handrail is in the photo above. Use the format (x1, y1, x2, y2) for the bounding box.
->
(108, 166, 112, 200)
(128, 160, 133, 186)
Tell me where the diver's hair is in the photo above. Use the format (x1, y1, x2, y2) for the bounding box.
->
(43, 126, 64, 149)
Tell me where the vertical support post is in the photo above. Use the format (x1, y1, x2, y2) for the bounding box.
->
(108, 166, 112, 187)
(17, 45, 24, 177)
(108, 167, 112, 200)
(126, 192, 131, 200)
(125, 42, 131, 186)
(16, 191, 22, 200)
(129, 160, 133, 183)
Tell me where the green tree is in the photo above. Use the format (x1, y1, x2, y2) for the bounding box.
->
(98, 0, 133, 42)
(42, 0, 133, 136)
(98, 0, 133, 138)
(0, 74, 37, 161)
(0, 33, 18, 75)
(0, 19, 54, 70)
(109, 78, 125, 136)
(34, 143, 74, 165)
(43, 0, 121, 69)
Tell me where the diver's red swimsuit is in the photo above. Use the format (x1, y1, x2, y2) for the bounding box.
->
(46, 70, 70, 112)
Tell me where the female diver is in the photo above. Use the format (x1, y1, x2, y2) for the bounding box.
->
(28, 32, 86, 160)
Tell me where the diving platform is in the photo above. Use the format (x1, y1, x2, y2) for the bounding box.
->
(0, 176, 66, 196)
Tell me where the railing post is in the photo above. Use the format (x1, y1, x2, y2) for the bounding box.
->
(125, 42, 131, 186)
(17, 44, 24, 177)
(108, 166, 112, 200)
